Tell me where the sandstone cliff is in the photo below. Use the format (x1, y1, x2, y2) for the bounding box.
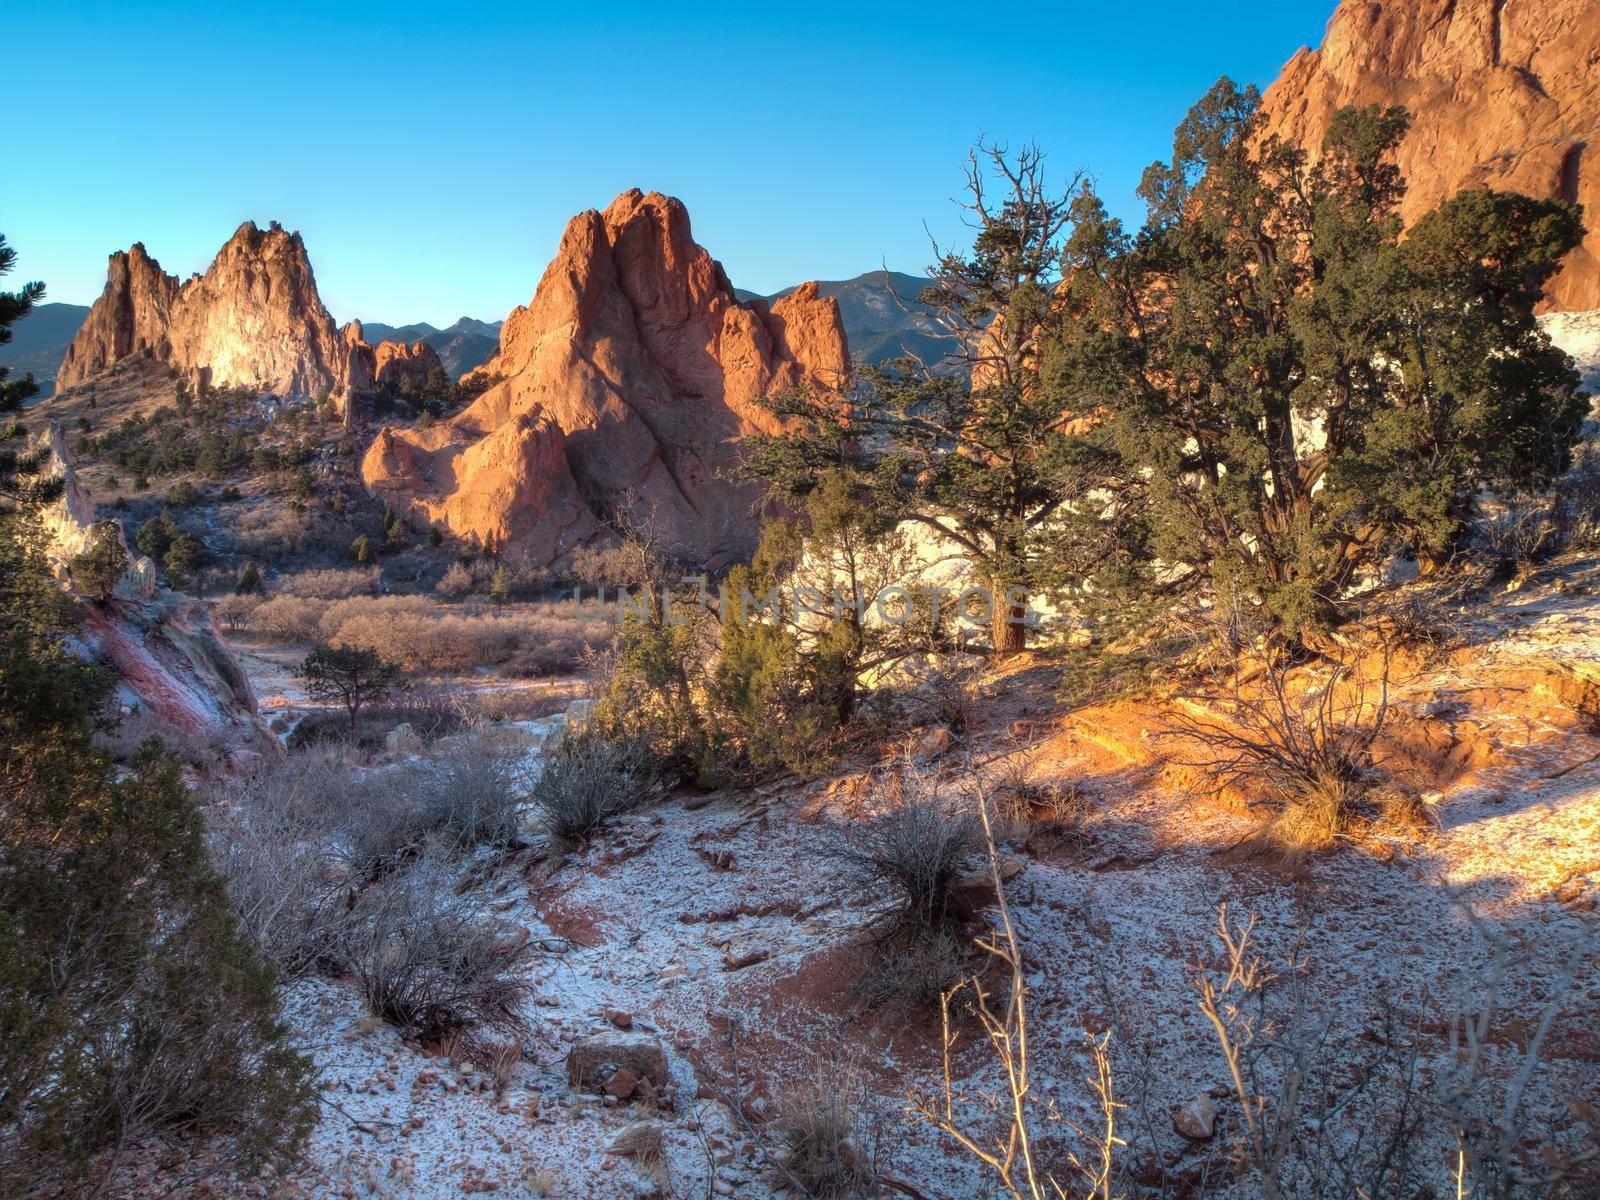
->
(36, 425, 279, 765)
(57, 221, 349, 396)
(53, 222, 433, 417)
(1257, 0, 1600, 310)
(373, 338, 445, 390)
(362, 189, 849, 568)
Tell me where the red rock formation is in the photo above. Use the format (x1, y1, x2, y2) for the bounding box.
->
(54, 243, 179, 387)
(1257, 0, 1600, 310)
(57, 221, 362, 399)
(373, 339, 445, 390)
(362, 189, 850, 567)
(35, 426, 279, 765)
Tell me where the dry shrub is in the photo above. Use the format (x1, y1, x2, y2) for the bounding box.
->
(855, 927, 969, 1009)
(338, 857, 532, 1042)
(1162, 642, 1413, 863)
(1193, 906, 1599, 1200)
(212, 591, 262, 631)
(315, 595, 607, 677)
(526, 735, 653, 850)
(980, 749, 1094, 850)
(829, 776, 980, 931)
(436, 561, 475, 597)
(280, 565, 379, 599)
(428, 732, 525, 851)
(917, 662, 978, 734)
(248, 593, 329, 643)
(205, 750, 355, 976)
(235, 505, 359, 562)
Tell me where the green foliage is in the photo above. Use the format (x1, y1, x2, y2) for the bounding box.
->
(235, 560, 262, 595)
(1045, 83, 1585, 640)
(69, 520, 128, 603)
(134, 508, 178, 560)
(0, 491, 314, 1193)
(748, 143, 1084, 654)
(164, 531, 208, 583)
(299, 643, 404, 729)
(167, 479, 201, 507)
(489, 565, 510, 604)
(0, 234, 53, 507)
(350, 533, 375, 565)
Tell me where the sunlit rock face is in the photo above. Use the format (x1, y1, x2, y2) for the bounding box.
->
(33, 426, 279, 765)
(54, 243, 180, 388)
(1258, 0, 1600, 310)
(57, 221, 359, 401)
(362, 189, 850, 568)
(373, 338, 445, 390)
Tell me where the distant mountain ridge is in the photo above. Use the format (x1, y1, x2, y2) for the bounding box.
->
(2, 270, 946, 401)
(742, 270, 948, 368)
(354, 316, 502, 380)
(0, 302, 92, 398)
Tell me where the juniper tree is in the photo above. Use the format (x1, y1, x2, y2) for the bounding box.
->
(1044, 81, 1585, 641)
(750, 141, 1089, 655)
(0, 233, 53, 507)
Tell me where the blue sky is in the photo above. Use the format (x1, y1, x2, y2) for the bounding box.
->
(8, 1, 1336, 326)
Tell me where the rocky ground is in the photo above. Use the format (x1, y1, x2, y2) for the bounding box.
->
(210, 560, 1600, 1200)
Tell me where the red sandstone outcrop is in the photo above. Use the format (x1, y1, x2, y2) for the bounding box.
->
(57, 221, 361, 401)
(362, 189, 849, 567)
(373, 338, 445, 390)
(1257, 0, 1600, 310)
(36, 426, 279, 765)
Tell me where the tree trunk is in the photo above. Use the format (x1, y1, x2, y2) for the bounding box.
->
(991, 588, 1027, 656)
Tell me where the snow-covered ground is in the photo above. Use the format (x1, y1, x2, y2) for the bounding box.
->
(1544, 306, 1600, 394)
(218, 558, 1600, 1200)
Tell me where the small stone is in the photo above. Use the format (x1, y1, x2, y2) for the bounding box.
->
(722, 938, 772, 970)
(605, 1008, 633, 1029)
(1173, 1095, 1216, 1142)
(604, 1067, 640, 1101)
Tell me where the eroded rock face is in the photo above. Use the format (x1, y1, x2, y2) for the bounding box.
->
(34, 426, 278, 765)
(1257, 0, 1600, 310)
(362, 189, 849, 567)
(57, 221, 358, 400)
(373, 339, 444, 390)
(54, 244, 180, 388)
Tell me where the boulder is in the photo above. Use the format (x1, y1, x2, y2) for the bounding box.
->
(567, 1029, 669, 1093)
(361, 189, 850, 568)
(32, 427, 279, 766)
(373, 339, 444, 390)
(1257, 0, 1600, 311)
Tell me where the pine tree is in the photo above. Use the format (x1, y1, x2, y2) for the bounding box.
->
(749, 142, 1085, 655)
(68, 520, 128, 603)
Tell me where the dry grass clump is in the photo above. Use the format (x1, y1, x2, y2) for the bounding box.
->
(209, 742, 537, 1044)
(334, 731, 526, 873)
(279, 565, 380, 599)
(237, 591, 610, 677)
(773, 1058, 878, 1198)
(205, 749, 354, 976)
(526, 736, 653, 850)
(981, 748, 1095, 850)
